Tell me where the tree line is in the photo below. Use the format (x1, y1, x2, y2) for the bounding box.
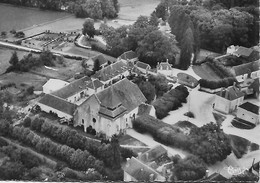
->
(0, 0, 119, 19)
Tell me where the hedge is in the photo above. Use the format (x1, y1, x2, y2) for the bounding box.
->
(199, 77, 237, 89)
(153, 85, 189, 119)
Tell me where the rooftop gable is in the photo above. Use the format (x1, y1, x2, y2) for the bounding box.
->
(52, 76, 91, 99)
(136, 61, 150, 70)
(38, 94, 77, 116)
(157, 62, 172, 70)
(96, 78, 147, 112)
(216, 86, 244, 101)
(239, 102, 259, 115)
(235, 47, 254, 57)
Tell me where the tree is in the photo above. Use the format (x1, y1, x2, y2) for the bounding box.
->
(189, 122, 232, 164)
(101, 0, 117, 18)
(173, 155, 207, 181)
(138, 81, 156, 104)
(85, 0, 102, 20)
(82, 18, 96, 39)
(110, 135, 121, 170)
(155, 2, 167, 21)
(1, 31, 7, 37)
(9, 51, 19, 70)
(136, 30, 179, 67)
(0, 119, 10, 136)
(149, 11, 159, 27)
(93, 59, 101, 72)
(112, 0, 120, 13)
(179, 27, 194, 70)
(134, 16, 150, 29)
(39, 50, 55, 66)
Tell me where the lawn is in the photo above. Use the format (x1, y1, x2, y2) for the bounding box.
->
(193, 64, 222, 80)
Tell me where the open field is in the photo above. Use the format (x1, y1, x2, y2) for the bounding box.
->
(193, 64, 222, 80)
(0, 72, 48, 91)
(0, 47, 30, 75)
(0, 3, 70, 33)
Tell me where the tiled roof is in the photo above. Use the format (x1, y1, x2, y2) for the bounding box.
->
(38, 94, 77, 116)
(140, 145, 167, 163)
(124, 157, 163, 181)
(86, 79, 104, 90)
(96, 78, 147, 114)
(216, 86, 244, 101)
(52, 76, 91, 99)
(235, 47, 254, 57)
(118, 50, 138, 60)
(239, 102, 259, 115)
(232, 60, 260, 76)
(207, 173, 227, 181)
(136, 61, 150, 70)
(93, 61, 129, 82)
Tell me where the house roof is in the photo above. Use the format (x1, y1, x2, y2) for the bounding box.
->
(124, 157, 164, 181)
(232, 60, 260, 76)
(137, 103, 153, 116)
(43, 79, 69, 91)
(96, 78, 147, 115)
(157, 62, 172, 70)
(93, 61, 130, 82)
(239, 102, 259, 115)
(52, 76, 91, 99)
(118, 50, 138, 60)
(90, 54, 108, 66)
(234, 47, 254, 57)
(38, 94, 77, 116)
(86, 79, 104, 90)
(216, 86, 244, 101)
(207, 173, 227, 181)
(99, 105, 127, 120)
(136, 61, 150, 70)
(140, 145, 167, 163)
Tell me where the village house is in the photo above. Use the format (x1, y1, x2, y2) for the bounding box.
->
(42, 79, 69, 94)
(231, 60, 260, 82)
(213, 86, 244, 114)
(134, 61, 151, 74)
(123, 145, 172, 182)
(52, 76, 104, 105)
(118, 50, 138, 64)
(238, 78, 259, 98)
(157, 61, 173, 76)
(92, 60, 130, 85)
(82, 54, 115, 71)
(236, 102, 259, 126)
(73, 78, 147, 138)
(227, 45, 254, 58)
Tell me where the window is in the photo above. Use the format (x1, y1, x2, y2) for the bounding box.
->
(92, 118, 96, 123)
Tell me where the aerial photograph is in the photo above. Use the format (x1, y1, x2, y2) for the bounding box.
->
(0, 0, 259, 182)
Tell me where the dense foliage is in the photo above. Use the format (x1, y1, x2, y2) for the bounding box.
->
(199, 77, 237, 90)
(173, 155, 207, 181)
(153, 85, 189, 119)
(0, 0, 119, 19)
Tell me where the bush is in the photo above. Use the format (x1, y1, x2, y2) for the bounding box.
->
(23, 117, 31, 127)
(184, 111, 194, 118)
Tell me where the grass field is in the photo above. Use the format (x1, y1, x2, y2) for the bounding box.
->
(192, 64, 222, 80)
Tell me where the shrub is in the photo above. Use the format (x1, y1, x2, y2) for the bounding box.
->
(184, 111, 194, 118)
(23, 117, 31, 127)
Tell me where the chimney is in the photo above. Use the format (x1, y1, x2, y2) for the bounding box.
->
(149, 174, 154, 181)
(137, 152, 142, 160)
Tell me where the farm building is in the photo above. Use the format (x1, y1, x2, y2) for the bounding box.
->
(83, 54, 114, 71)
(227, 45, 254, 58)
(123, 145, 172, 182)
(73, 78, 147, 138)
(42, 79, 69, 94)
(118, 50, 138, 64)
(37, 94, 77, 120)
(237, 102, 259, 125)
(92, 60, 130, 85)
(231, 60, 260, 82)
(213, 86, 244, 114)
